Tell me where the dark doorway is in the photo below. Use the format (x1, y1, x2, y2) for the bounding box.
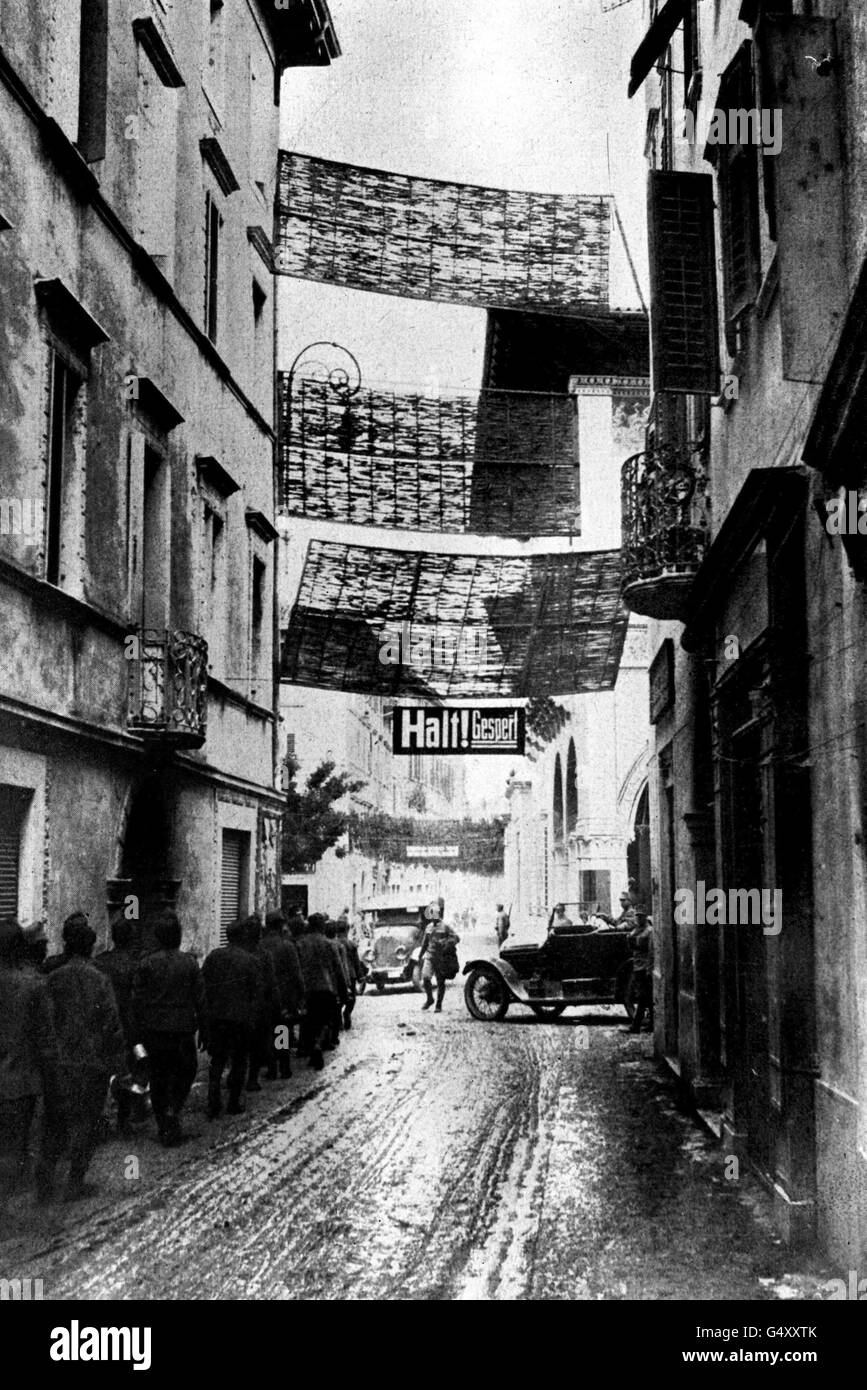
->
(109, 775, 177, 954)
(627, 783, 652, 908)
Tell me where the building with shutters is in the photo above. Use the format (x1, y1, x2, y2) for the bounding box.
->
(624, 0, 867, 1266)
(0, 1, 339, 956)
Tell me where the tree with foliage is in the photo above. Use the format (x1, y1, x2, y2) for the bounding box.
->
(281, 755, 365, 873)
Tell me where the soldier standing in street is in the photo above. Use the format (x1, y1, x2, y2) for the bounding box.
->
(261, 910, 305, 1078)
(323, 918, 351, 1047)
(42, 919, 125, 1201)
(95, 917, 138, 1136)
(201, 920, 259, 1118)
(495, 903, 510, 947)
(241, 914, 280, 1091)
(620, 909, 654, 1035)
(295, 914, 340, 1070)
(419, 904, 460, 1013)
(0, 919, 61, 1202)
(131, 911, 205, 1147)
(42, 910, 90, 975)
(334, 918, 363, 1030)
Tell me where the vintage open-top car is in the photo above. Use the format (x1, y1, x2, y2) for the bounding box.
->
(463, 901, 636, 1021)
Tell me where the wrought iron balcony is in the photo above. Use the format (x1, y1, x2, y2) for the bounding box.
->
(621, 441, 709, 620)
(127, 629, 208, 749)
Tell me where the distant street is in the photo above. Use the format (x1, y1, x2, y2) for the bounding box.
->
(0, 934, 833, 1301)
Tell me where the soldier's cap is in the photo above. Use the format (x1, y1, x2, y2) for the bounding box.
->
(62, 911, 89, 938)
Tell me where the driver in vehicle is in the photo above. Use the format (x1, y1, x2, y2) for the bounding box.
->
(550, 904, 574, 934)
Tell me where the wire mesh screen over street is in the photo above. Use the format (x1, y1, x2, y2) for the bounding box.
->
(275, 152, 612, 313)
(278, 376, 581, 537)
(281, 540, 628, 699)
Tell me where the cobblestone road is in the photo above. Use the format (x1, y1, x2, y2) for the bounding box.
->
(0, 950, 836, 1301)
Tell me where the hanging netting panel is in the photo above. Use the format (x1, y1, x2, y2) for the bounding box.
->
(278, 378, 580, 537)
(276, 153, 611, 313)
(281, 540, 628, 699)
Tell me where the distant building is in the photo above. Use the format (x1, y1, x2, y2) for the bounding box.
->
(0, 1, 339, 954)
(278, 688, 506, 920)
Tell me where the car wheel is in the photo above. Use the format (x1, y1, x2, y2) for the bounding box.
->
(411, 963, 422, 992)
(530, 1002, 567, 1020)
(375, 981, 386, 994)
(464, 967, 510, 1022)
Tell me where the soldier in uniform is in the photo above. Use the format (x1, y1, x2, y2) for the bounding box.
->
(0, 919, 61, 1200)
(261, 910, 305, 1078)
(131, 911, 205, 1147)
(42, 919, 125, 1201)
(295, 915, 341, 1070)
(202, 920, 259, 1118)
(241, 914, 280, 1092)
(95, 917, 138, 1135)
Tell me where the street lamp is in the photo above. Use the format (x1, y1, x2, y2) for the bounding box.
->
(283, 340, 364, 454)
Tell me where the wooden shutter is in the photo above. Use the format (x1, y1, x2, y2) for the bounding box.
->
(219, 829, 244, 946)
(757, 16, 845, 382)
(647, 170, 720, 395)
(714, 45, 761, 351)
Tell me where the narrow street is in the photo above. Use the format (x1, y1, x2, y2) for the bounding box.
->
(0, 937, 833, 1302)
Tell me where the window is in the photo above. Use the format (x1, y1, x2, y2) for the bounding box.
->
(45, 352, 83, 587)
(250, 555, 266, 698)
(78, 0, 109, 162)
(202, 501, 226, 673)
(137, 48, 179, 271)
(141, 445, 170, 628)
(682, 0, 700, 110)
(713, 44, 761, 355)
(252, 278, 269, 394)
(203, 0, 226, 120)
(553, 755, 564, 844)
(204, 192, 222, 342)
(0, 787, 29, 920)
(566, 739, 578, 835)
(647, 171, 720, 395)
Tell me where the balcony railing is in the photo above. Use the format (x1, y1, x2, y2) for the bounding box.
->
(127, 628, 208, 749)
(621, 441, 709, 620)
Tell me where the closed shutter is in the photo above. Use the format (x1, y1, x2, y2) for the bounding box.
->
(711, 43, 761, 353)
(219, 829, 244, 946)
(647, 170, 720, 395)
(0, 788, 29, 920)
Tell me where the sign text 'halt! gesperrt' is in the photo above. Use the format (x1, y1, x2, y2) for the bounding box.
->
(392, 706, 525, 756)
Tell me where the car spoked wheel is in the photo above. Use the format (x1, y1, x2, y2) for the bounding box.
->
(464, 967, 510, 1022)
(529, 1002, 567, 1020)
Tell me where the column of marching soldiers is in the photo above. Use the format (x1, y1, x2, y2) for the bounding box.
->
(0, 907, 362, 1204)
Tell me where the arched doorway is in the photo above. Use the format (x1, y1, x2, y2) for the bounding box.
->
(107, 774, 179, 953)
(626, 783, 652, 909)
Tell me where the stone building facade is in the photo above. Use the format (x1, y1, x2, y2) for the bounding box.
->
(277, 687, 496, 921)
(0, 0, 339, 957)
(626, 0, 867, 1265)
